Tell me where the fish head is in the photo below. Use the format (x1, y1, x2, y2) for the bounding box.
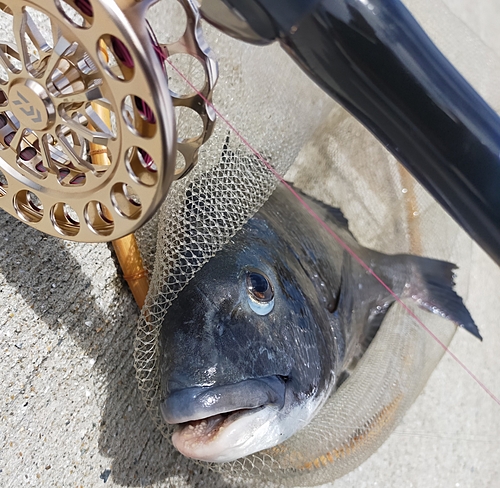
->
(159, 215, 340, 462)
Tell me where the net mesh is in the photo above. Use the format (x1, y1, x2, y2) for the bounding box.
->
(134, 0, 334, 440)
(133, 0, 499, 485)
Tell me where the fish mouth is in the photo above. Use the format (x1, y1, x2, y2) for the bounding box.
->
(161, 376, 287, 462)
(171, 407, 263, 454)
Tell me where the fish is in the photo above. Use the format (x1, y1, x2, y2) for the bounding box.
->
(158, 183, 480, 463)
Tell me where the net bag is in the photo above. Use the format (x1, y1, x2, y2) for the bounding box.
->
(134, 0, 500, 485)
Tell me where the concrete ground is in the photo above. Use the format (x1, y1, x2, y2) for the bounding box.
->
(1, 1, 499, 487)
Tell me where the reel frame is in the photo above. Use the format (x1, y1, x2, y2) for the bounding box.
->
(0, 0, 217, 242)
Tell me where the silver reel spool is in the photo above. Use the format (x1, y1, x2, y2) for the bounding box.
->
(0, 0, 217, 242)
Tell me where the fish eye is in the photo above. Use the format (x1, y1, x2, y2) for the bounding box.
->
(245, 270, 275, 315)
(246, 271, 273, 302)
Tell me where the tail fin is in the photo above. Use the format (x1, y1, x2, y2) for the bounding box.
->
(366, 252, 481, 340)
(404, 256, 481, 340)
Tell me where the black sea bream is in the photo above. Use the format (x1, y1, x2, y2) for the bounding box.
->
(159, 184, 479, 463)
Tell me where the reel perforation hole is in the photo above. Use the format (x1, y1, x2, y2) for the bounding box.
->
(97, 35, 134, 82)
(56, 0, 93, 29)
(84, 199, 114, 236)
(166, 53, 206, 98)
(0, 167, 7, 196)
(121, 95, 157, 139)
(145, 0, 187, 45)
(175, 105, 205, 141)
(111, 181, 142, 219)
(125, 146, 158, 187)
(14, 189, 43, 222)
(50, 201, 80, 236)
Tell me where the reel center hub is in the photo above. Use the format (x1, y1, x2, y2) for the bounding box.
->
(8, 80, 53, 131)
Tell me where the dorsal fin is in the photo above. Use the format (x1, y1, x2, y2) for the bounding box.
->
(285, 181, 350, 229)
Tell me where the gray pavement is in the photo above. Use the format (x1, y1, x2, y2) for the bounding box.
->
(1, 1, 499, 487)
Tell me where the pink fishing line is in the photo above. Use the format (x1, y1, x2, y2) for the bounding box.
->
(164, 57, 500, 407)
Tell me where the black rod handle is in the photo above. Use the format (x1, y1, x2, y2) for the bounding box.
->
(281, 0, 500, 264)
(201, 0, 500, 264)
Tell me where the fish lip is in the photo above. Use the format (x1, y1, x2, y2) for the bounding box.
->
(170, 405, 272, 462)
(172, 406, 264, 438)
(160, 375, 287, 425)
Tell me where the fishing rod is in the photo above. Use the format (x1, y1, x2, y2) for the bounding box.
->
(200, 0, 500, 267)
(0, 0, 499, 268)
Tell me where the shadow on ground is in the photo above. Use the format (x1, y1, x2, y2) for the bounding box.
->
(0, 211, 241, 487)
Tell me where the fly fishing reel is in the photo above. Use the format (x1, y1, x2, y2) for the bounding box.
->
(0, 0, 217, 242)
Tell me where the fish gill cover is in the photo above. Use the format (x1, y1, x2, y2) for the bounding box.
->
(133, 0, 500, 486)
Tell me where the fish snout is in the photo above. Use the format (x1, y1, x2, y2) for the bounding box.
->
(161, 376, 286, 424)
